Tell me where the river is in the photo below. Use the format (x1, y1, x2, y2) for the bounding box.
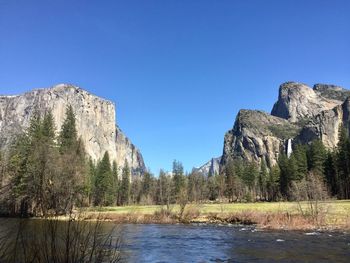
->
(0, 220, 349, 262)
(120, 224, 349, 262)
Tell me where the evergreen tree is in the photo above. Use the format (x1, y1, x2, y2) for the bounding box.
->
(142, 172, 152, 199)
(225, 159, 236, 202)
(324, 151, 338, 196)
(158, 169, 172, 207)
(130, 176, 142, 204)
(59, 105, 77, 153)
(94, 152, 113, 206)
(293, 144, 308, 180)
(112, 161, 119, 203)
(278, 154, 296, 199)
(172, 160, 185, 201)
(266, 165, 280, 201)
(308, 140, 327, 176)
(86, 158, 96, 206)
(57, 106, 86, 212)
(242, 163, 257, 191)
(42, 110, 56, 141)
(119, 161, 131, 205)
(336, 126, 350, 198)
(258, 160, 268, 200)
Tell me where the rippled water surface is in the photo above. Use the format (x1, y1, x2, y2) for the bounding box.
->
(119, 224, 350, 262)
(0, 220, 349, 262)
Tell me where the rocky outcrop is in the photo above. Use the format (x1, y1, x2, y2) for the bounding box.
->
(295, 97, 350, 149)
(222, 110, 301, 168)
(271, 82, 342, 122)
(0, 84, 146, 176)
(222, 82, 350, 169)
(194, 157, 221, 176)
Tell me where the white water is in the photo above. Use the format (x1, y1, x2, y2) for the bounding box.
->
(287, 138, 293, 158)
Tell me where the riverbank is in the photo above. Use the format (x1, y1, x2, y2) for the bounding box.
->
(78, 200, 350, 231)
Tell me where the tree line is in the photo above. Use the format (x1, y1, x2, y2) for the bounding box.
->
(1, 106, 350, 217)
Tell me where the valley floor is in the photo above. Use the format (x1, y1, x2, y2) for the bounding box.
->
(79, 200, 350, 231)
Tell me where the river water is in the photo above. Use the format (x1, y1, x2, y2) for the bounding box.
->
(0, 220, 349, 262)
(119, 224, 349, 262)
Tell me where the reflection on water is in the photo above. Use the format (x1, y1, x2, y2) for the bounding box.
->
(0, 220, 349, 262)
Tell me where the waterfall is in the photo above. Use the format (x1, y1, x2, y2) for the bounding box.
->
(286, 138, 293, 158)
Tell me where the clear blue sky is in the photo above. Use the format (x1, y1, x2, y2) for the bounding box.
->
(0, 0, 349, 174)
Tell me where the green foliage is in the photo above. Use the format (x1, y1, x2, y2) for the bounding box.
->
(59, 105, 78, 153)
(293, 144, 308, 180)
(94, 152, 114, 206)
(172, 160, 186, 201)
(3, 107, 88, 216)
(307, 140, 327, 175)
(258, 160, 268, 200)
(242, 162, 257, 190)
(268, 124, 300, 139)
(266, 165, 280, 201)
(324, 151, 338, 196)
(336, 125, 350, 198)
(119, 161, 131, 205)
(278, 153, 294, 199)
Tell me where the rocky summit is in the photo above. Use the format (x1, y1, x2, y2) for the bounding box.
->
(220, 81, 350, 169)
(0, 84, 145, 176)
(193, 157, 221, 177)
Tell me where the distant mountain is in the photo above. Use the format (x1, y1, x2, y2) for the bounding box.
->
(194, 157, 221, 176)
(0, 84, 146, 176)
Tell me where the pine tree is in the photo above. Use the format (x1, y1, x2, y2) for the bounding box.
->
(94, 152, 113, 206)
(324, 151, 338, 197)
(119, 161, 131, 205)
(172, 160, 185, 201)
(85, 158, 96, 206)
(336, 125, 350, 198)
(266, 165, 280, 201)
(112, 161, 119, 203)
(308, 140, 327, 176)
(278, 154, 294, 199)
(293, 144, 308, 180)
(42, 110, 56, 141)
(225, 159, 236, 202)
(142, 172, 152, 200)
(258, 160, 268, 200)
(56, 106, 86, 212)
(59, 105, 77, 153)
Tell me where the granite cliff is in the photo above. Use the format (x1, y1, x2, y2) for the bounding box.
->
(221, 81, 350, 169)
(194, 157, 221, 176)
(0, 84, 145, 176)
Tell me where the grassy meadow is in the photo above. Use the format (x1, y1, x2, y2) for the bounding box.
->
(81, 200, 350, 230)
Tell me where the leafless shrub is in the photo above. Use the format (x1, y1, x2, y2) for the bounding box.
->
(0, 213, 121, 263)
(290, 172, 330, 225)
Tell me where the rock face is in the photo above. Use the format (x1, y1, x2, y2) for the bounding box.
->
(222, 81, 350, 169)
(222, 109, 301, 168)
(271, 82, 342, 122)
(0, 84, 145, 176)
(194, 157, 221, 176)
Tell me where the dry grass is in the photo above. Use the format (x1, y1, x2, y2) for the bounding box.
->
(79, 200, 350, 230)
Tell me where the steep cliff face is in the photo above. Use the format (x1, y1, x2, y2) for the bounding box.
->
(222, 109, 300, 168)
(271, 82, 342, 122)
(0, 84, 146, 175)
(222, 82, 349, 169)
(296, 98, 350, 149)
